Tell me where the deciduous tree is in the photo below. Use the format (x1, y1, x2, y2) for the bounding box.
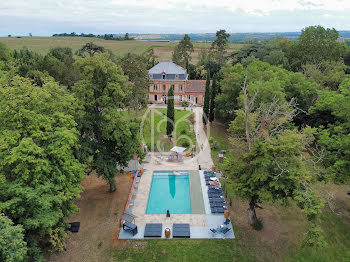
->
(0, 75, 84, 259)
(72, 53, 143, 192)
(121, 53, 150, 116)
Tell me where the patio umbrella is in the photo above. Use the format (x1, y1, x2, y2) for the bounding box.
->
(170, 146, 186, 153)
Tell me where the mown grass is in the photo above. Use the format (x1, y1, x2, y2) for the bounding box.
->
(122, 108, 196, 152)
(105, 239, 256, 262)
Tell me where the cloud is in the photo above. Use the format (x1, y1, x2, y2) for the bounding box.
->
(0, 0, 349, 35)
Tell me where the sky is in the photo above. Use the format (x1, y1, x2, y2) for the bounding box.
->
(0, 0, 349, 36)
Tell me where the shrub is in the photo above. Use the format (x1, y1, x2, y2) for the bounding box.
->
(180, 129, 188, 135)
(182, 101, 189, 108)
(253, 218, 263, 231)
(181, 140, 190, 148)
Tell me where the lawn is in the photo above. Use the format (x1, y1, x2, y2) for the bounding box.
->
(0, 37, 245, 63)
(122, 108, 196, 152)
(206, 121, 230, 167)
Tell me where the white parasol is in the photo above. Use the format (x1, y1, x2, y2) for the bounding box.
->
(170, 146, 186, 153)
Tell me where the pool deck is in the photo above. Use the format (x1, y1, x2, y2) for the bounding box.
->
(119, 168, 235, 239)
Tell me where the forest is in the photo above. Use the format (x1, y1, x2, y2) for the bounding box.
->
(0, 25, 349, 261)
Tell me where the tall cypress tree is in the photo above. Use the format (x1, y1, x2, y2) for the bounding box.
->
(209, 74, 217, 122)
(203, 70, 211, 125)
(167, 87, 175, 137)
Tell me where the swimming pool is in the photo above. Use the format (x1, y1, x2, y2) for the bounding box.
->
(146, 171, 192, 214)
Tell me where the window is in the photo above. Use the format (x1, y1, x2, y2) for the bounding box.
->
(153, 84, 157, 91)
(187, 95, 191, 102)
(179, 85, 183, 92)
(162, 73, 166, 79)
(162, 95, 167, 103)
(154, 94, 158, 101)
(171, 84, 174, 90)
(179, 95, 183, 102)
(163, 85, 166, 92)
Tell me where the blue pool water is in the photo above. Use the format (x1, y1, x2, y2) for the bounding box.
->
(146, 171, 191, 214)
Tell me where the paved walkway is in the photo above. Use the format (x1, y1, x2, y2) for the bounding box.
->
(192, 107, 214, 170)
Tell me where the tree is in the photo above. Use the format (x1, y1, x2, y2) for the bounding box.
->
(211, 29, 230, 65)
(166, 86, 175, 137)
(0, 76, 84, 259)
(0, 214, 28, 262)
(73, 53, 143, 192)
(121, 54, 150, 116)
(209, 74, 217, 122)
(124, 33, 129, 40)
(309, 78, 350, 182)
(203, 70, 211, 125)
(215, 61, 318, 126)
(76, 42, 105, 57)
(289, 26, 346, 71)
(223, 77, 325, 246)
(172, 34, 194, 67)
(142, 47, 158, 69)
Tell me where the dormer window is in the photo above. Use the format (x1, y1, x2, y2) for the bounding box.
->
(162, 73, 166, 80)
(175, 74, 179, 80)
(149, 74, 153, 79)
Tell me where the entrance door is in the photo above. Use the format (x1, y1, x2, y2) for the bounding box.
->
(195, 96, 198, 105)
(162, 95, 167, 104)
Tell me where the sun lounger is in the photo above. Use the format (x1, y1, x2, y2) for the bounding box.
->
(209, 200, 226, 205)
(208, 189, 222, 193)
(210, 228, 217, 233)
(208, 192, 223, 197)
(173, 224, 190, 238)
(144, 223, 162, 237)
(210, 202, 227, 208)
(208, 194, 224, 199)
(211, 207, 226, 213)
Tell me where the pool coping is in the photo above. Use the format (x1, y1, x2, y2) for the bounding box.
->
(119, 170, 235, 239)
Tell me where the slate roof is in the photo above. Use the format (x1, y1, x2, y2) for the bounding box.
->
(185, 80, 207, 93)
(149, 61, 187, 75)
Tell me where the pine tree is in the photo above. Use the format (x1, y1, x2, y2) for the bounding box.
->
(209, 74, 217, 122)
(203, 70, 211, 125)
(167, 86, 175, 137)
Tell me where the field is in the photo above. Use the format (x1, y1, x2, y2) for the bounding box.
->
(0, 37, 245, 63)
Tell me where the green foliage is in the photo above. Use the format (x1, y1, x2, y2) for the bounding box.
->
(302, 224, 327, 248)
(0, 42, 11, 62)
(73, 53, 143, 192)
(234, 42, 289, 69)
(309, 79, 350, 182)
(166, 87, 175, 137)
(215, 61, 318, 125)
(288, 26, 346, 71)
(181, 101, 189, 107)
(121, 53, 150, 115)
(0, 75, 84, 259)
(203, 70, 211, 125)
(209, 74, 217, 122)
(172, 34, 194, 67)
(211, 29, 230, 65)
(0, 214, 28, 262)
(252, 217, 264, 231)
(76, 42, 105, 57)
